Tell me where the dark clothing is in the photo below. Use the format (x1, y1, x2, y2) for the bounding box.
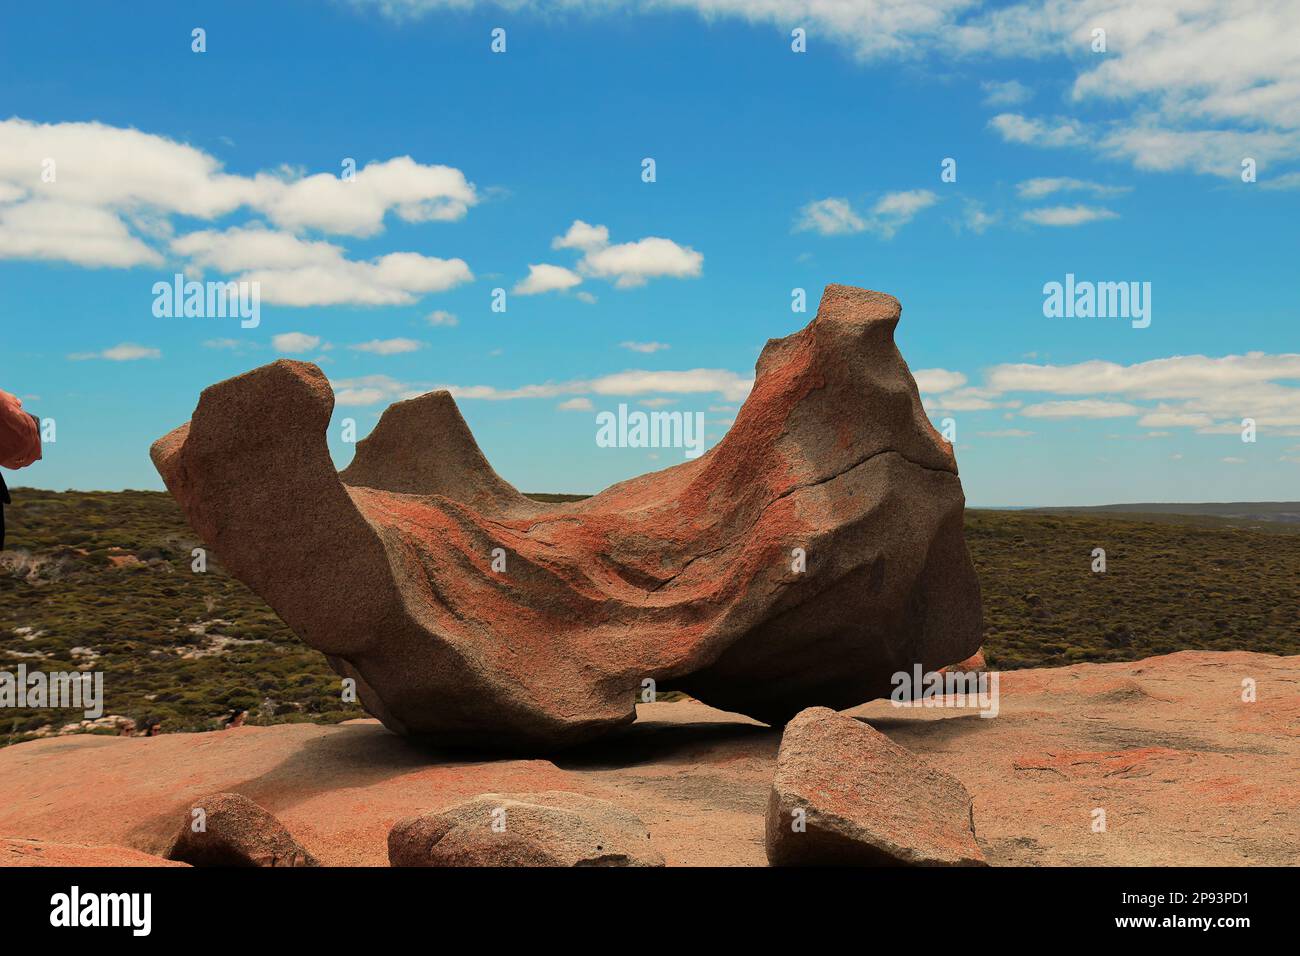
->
(0, 471, 8, 552)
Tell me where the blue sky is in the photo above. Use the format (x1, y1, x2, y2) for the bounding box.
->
(1, 0, 1298, 505)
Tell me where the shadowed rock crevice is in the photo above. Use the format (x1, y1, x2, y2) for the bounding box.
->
(151, 284, 983, 749)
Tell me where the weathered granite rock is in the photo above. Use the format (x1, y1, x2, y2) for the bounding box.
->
(151, 284, 982, 749)
(766, 706, 986, 866)
(2, 838, 187, 867)
(165, 792, 318, 867)
(388, 791, 665, 867)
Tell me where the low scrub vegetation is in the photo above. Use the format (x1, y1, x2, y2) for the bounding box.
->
(2, 490, 1295, 745)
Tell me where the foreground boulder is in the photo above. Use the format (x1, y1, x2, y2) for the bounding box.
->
(152, 284, 983, 749)
(766, 707, 985, 866)
(165, 792, 318, 867)
(389, 791, 665, 867)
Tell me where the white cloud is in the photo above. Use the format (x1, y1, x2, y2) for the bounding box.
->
(620, 341, 670, 354)
(0, 120, 476, 237)
(0, 119, 478, 296)
(238, 249, 472, 306)
(1261, 170, 1300, 190)
(350, 2, 1300, 178)
(552, 219, 609, 251)
(331, 373, 424, 407)
(581, 237, 703, 287)
(986, 352, 1300, 430)
(989, 113, 1087, 148)
(796, 190, 938, 239)
(551, 220, 702, 288)
(349, 338, 425, 355)
(1016, 177, 1131, 199)
(329, 367, 754, 407)
(272, 332, 323, 353)
(171, 224, 339, 272)
(924, 387, 1003, 411)
(258, 156, 476, 236)
(173, 224, 472, 305)
(1136, 410, 1213, 428)
(583, 369, 752, 402)
(68, 343, 161, 361)
(0, 200, 162, 268)
(955, 199, 998, 234)
(1021, 399, 1142, 418)
(794, 198, 866, 236)
(514, 262, 583, 295)
(914, 368, 967, 393)
(426, 309, 459, 326)
(981, 79, 1032, 107)
(978, 428, 1035, 437)
(1021, 204, 1119, 226)
(557, 397, 594, 411)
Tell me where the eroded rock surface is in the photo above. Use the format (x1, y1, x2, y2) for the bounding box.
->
(389, 791, 665, 867)
(2, 838, 186, 867)
(766, 707, 985, 866)
(151, 285, 982, 748)
(0, 653, 1294, 866)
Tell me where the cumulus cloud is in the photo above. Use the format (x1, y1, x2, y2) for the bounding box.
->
(0, 119, 478, 303)
(795, 190, 938, 238)
(426, 309, 459, 326)
(552, 220, 609, 251)
(0, 200, 163, 268)
(513, 262, 583, 295)
(272, 332, 323, 353)
(620, 341, 670, 354)
(258, 156, 476, 236)
(550, 220, 702, 288)
(176, 226, 472, 306)
(581, 238, 703, 287)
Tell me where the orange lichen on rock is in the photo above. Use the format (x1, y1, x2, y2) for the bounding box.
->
(151, 285, 983, 750)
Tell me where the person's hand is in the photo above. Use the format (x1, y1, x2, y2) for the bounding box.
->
(0, 389, 41, 470)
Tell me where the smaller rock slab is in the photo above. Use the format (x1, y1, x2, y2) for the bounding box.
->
(766, 707, 985, 866)
(166, 792, 318, 867)
(389, 791, 665, 867)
